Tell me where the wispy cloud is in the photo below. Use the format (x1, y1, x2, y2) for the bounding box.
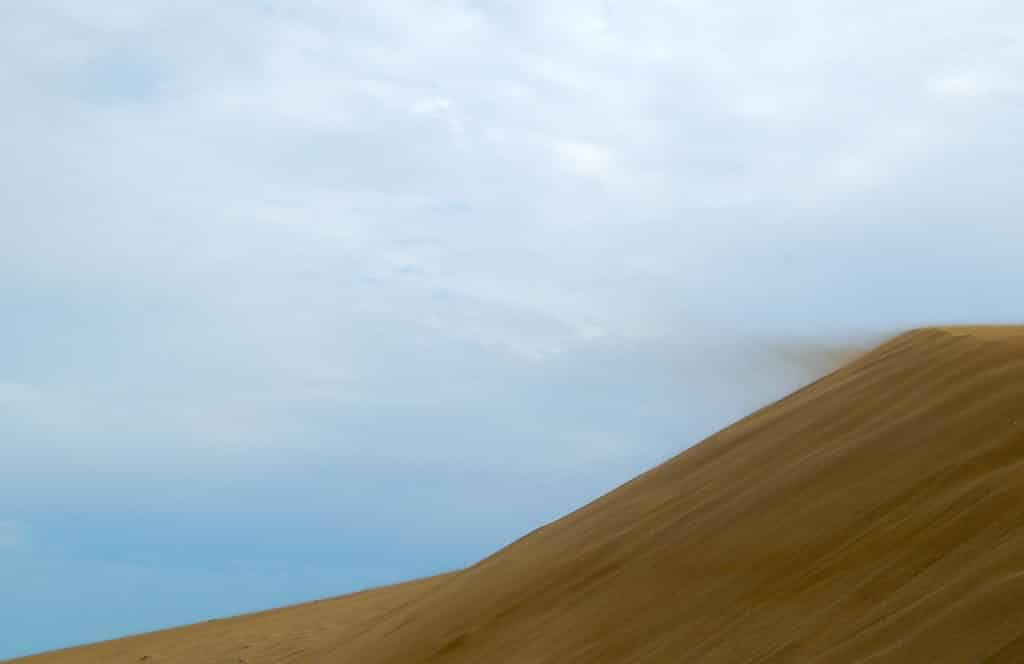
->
(2, 0, 1022, 469)
(927, 70, 1018, 99)
(553, 140, 615, 180)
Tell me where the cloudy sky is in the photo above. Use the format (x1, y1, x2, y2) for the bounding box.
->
(3, 0, 1023, 658)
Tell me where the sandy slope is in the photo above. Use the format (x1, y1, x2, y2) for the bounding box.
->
(6, 574, 454, 663)
(13, 326, 1024, 663)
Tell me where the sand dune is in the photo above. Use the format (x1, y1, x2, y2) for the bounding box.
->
(12, 326, 1024, 663)
(7, 574, 454, 663)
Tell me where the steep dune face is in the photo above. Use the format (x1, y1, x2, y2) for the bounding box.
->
(14, 327, 1024, 663)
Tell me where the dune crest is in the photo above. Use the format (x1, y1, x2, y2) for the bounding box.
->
(935, 325, 1024, 340)
(12, 326, 1024, 663)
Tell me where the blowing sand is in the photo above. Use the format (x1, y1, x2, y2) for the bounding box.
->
(12, 326, 1024, 663)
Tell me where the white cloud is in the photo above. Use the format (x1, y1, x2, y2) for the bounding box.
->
(411, 96, 464, 136)
(927, 71, 1017, 98)
(2, 0, 1024, 478)
(411, 97, 452, 115)
(553, 139, 614, 180)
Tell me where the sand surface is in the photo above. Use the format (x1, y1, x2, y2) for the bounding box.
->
(12, 326, 1024, 663)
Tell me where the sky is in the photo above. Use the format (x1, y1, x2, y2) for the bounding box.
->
(2, 0, 1023, 658)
